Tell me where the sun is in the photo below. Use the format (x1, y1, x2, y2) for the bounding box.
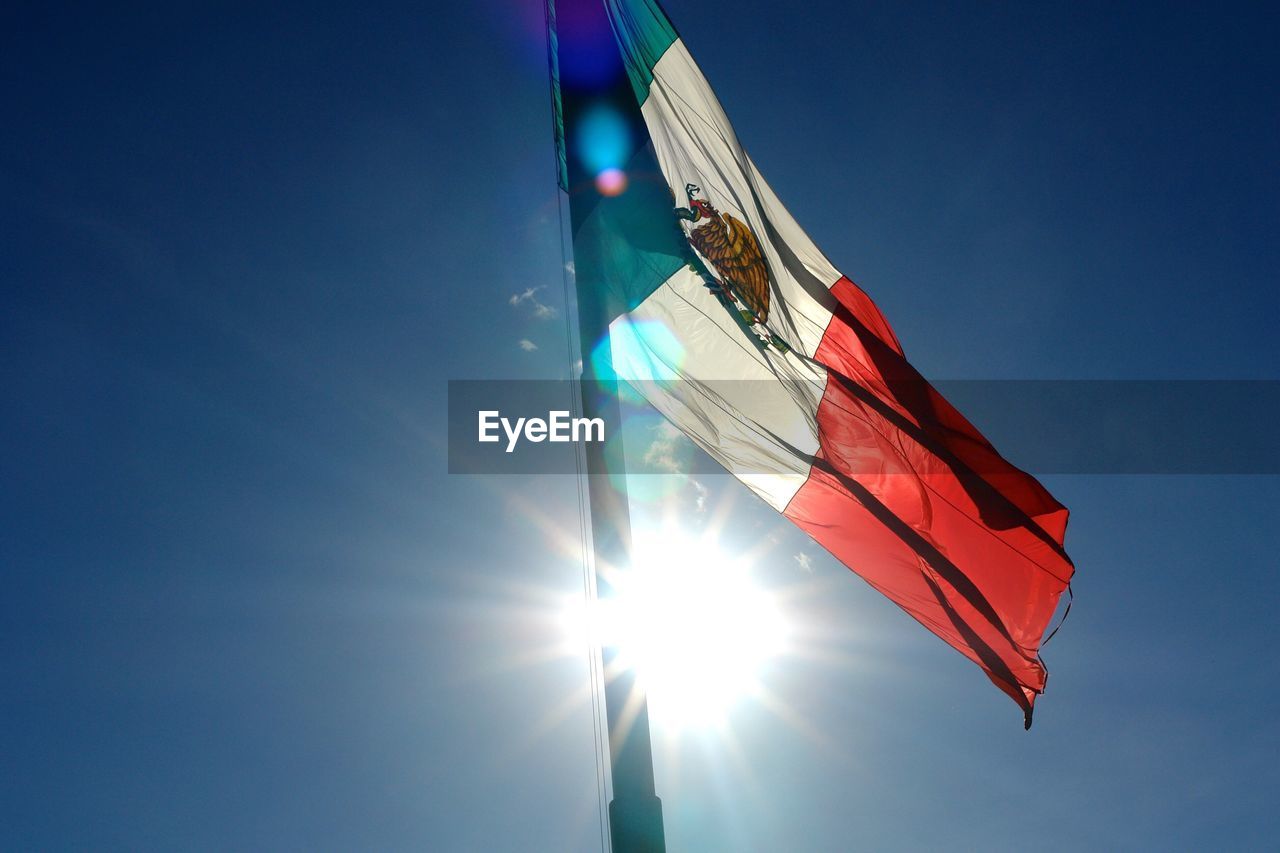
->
(576, 525, 787, 728)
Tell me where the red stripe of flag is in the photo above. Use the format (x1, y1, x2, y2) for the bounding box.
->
(784, 278, 1074, 726)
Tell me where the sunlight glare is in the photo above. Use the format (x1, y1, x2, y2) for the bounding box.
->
(567, 526, 786, 728)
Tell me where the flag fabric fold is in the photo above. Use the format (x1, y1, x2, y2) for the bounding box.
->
(552, 0, 1074, 724)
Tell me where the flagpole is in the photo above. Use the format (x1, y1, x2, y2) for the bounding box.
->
(578, 356, 667, 853)
(546, 1, 667, 850)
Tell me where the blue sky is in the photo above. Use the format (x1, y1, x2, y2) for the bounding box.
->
(3, 1, 1278, 850)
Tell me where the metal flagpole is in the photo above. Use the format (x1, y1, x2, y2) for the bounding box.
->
(577, 346, 667, 853)
(545, 1, 666, 850)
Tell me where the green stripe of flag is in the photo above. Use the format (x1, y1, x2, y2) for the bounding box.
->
(606, 0, 679, 105)
(553, 0, 691, 334)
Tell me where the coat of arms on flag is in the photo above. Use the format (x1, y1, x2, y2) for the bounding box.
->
(673, 182, 791, 353)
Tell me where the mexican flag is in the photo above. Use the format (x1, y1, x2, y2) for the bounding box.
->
(550, 0, 1074, 726)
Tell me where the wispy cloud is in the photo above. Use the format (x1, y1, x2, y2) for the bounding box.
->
(690, 478, 709, 513)
(509, 286, 542, 306)
(794, 552, 814, 573)
(640, 422, 708, 514)
(642, 421, 686, 473)
(518, 339, 538, 352)
(509, 285, 557, 320)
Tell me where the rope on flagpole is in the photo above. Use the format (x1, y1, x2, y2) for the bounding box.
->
(560, 188, 613, 853)
(544, 1, 611, 848)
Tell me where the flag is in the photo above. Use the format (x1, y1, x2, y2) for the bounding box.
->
(551, 0, 1074, 726)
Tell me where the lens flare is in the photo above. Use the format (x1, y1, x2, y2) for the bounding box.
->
(556, 16, 625, 88)
(594, 167, 628, 196)
(575, 104, 631, 174)
(574, 526, 787, 728)
(590, 319, 685, 389)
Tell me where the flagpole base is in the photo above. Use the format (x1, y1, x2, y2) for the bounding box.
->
(609, 794, 666, 853)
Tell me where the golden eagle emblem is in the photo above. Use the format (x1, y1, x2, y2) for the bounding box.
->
(675, 183, 788, 352)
